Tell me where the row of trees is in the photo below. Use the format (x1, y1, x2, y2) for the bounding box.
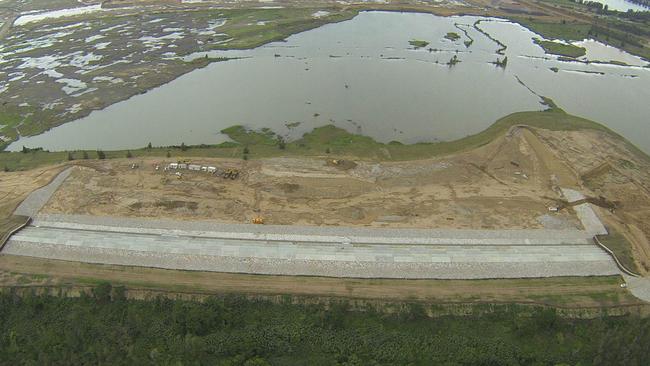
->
(1, 284, 650, 365)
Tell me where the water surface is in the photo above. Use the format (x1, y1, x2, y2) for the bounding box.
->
(8, 12, 650, 153)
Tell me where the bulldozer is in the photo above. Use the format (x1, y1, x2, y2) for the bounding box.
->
(223, 168, 240, 180)
(252, 216, 264, 224)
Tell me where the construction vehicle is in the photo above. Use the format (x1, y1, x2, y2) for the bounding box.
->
(252, 216, 264, 224)
(328, 159, 340, 166)
(175, 172, 183, 179)
(223, 168, 240, 180)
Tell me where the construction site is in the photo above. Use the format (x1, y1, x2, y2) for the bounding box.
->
(0, 122, 649, 302)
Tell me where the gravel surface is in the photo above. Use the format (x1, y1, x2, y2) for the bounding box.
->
(13, 167, 73, 217)
(624, 275, 650, 302)
(560, 188, 608, 236)
(34, 213, 594, 245)
(3, 241, 619, 279)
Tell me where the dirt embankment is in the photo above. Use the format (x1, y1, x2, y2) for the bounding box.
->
(40, 128, 584, 230)
(3, 124, 650, 275)
(534, 128, 650, 275)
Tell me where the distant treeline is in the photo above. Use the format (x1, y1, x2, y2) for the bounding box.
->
(574, 0, 650, 15)
(627, 0, 650, 9)
(1, 284, 649, 365)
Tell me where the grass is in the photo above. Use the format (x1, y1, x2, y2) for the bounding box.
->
(444, 32, 461, 41)
(597, 227, 640, 275)
(1, 106, 646, 171)
(533, 38, 587, 58)
(0, 255, 639, 308)
(0, 215, 30, 249)
(409, 39, 430, 48)
(513, 18, 592, 41)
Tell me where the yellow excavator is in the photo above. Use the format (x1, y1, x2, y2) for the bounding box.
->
(252, 217, 264, 224)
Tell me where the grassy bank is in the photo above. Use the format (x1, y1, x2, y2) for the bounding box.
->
(0, 215, 29, 250)
(1, 285, 649, 365)
(0, 255, 639, 309)
(533, 38, 587, 58)
(598, 228, 640, 274)
(1, 107, 644, 171)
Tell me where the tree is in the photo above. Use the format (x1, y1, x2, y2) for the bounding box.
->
(180, 142, 187, 151)
(21, 146, 28, 154)
(277, 137, 286, 150)
(126, 150, 133, 158)
(243, 146, 250, 155)
(82, 151, 89, 159)
(67, 152, 74, 161)
(3, 165, 9, 172)
(147, 142, 152, 149)
(325, 147, 331, 154)
(243, 154, 248, 160)
(92, 282, 112, 303)
(97, 150, 106, 159)
(166, 151, 171, 158)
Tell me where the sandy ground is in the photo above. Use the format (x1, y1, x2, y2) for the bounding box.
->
(41, 128, 583, 230)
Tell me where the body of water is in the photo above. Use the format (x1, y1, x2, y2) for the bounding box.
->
(8, 12, 650, 153)
(594, 0, 649, 12)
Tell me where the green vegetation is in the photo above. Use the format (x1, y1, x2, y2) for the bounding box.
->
(597, 228, 640, 274)
(533, 38, 587, 58)
(2, 106, 647, 171)
(447, 54, 461, 66)
(514, 17, 650, 60)
(454, 23, 474, 47)
(474, 20, 507, 55)
(215, 8, 358, 51)
(0, 215, 29, 248)
(1, 287, 649, 365)
(444, 32, 461, 41)
(409, 39, 430, 48)
(514, 19, 592, 41)
(493, 56, 508, 69)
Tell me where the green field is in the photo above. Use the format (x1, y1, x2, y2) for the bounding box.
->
(0, 286, 649, 365)
(533, 38, 587, 58)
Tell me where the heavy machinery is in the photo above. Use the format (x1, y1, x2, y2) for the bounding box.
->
(252, 217, 264, 224)
(222, 168, 240, 180)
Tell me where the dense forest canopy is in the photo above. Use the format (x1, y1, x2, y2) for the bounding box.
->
(1, 284, 649, 366)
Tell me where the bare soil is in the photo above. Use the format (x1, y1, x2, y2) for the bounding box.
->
(41, 129, 584, 230)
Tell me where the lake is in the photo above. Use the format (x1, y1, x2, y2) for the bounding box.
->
(7, 12, 650, 153)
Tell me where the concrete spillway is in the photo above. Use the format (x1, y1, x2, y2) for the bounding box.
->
(2, 214, 618, 279)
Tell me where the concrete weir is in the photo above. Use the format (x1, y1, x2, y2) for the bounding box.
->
(3, 214, 619, 279)
(1, 167, 620, 279)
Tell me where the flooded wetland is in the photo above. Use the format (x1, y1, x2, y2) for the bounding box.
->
(2, 9, 650, 153)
